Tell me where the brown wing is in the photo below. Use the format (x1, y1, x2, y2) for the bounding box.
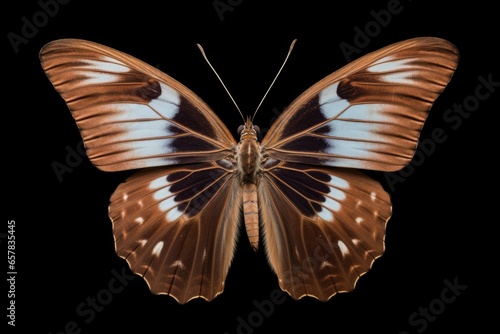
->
(259, 161, 391, 300)
(40, 39, 236, 172)
(261, 37, 459, 172)
(109, 162, 240, 303)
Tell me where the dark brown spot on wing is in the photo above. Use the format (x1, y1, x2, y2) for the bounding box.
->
(337, 78, 359, 101)
(136, 78, 161, 101)
(172, 97, 217, 138)
(287, 96, 327, 133)
(269, 165, 331, 217)
(168, 164, 229, 217)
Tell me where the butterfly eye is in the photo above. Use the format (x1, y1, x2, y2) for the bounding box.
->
(237, 125, 245, 135)
(253, 125, 260, 135)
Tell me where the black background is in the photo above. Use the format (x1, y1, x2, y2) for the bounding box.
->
(4, 0, 498, 333)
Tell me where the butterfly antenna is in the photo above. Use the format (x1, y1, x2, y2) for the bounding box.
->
(197, 43, 245, 123)
(251, 39, 297, 122)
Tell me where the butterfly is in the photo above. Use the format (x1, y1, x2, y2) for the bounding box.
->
(40, 37, 458, 304)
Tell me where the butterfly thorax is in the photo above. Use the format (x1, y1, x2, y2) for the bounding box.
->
(237, 117, 262, 251)
(237, 117, 262, 185)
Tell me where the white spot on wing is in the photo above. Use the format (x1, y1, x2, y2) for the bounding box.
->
(367, 57, 417, 84)
(355, 217, 364, 224)
(325, 139, 385, 160)
(171, 260, 185, 269)
(114, 138, 175, 160)
(318, 208, 333, 221)
(318, 181, 347, 220)
(118, 120, 175, 141)
(324, 196, 341, 212)
(134, 217, 144, 224)
(318, 82, 350, 119)
(154, 185, 183, 222)
(166, 208, 183, 221)
(79, 58, 130, 85)
(158, 195, 175, 212)
(320, 261, 333, 269)
(148, 82, 180, 119)
(79, 72, 120, 85)
(383, 72, 417, 84)
(338, 240, 349, 258)
(340, 103, 396, 123)
(85, 57, 130, 73)
(328, 186, 346, 201)
(138, 239, 147, 247)
(370, 192, 377, 201)
(100, 103, 161, 122)
(329, 176, 349, 189)
(150, 176, 169, 190)
(326, 118, 385, 142)
(154, 186, 173, 201)
(152, 241, 164, 257)
(368, 57, 412, 73)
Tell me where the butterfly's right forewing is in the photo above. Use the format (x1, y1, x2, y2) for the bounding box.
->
(262, 37, 459, 172)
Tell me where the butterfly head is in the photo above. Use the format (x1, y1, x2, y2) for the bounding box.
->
(237, 117, 260, 140)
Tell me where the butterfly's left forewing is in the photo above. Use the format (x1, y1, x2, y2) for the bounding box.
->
(40, 39, 236, 172)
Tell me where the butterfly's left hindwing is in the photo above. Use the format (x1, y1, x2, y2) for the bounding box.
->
(109, 162, 241, 303)
(40, 39, 236, 172)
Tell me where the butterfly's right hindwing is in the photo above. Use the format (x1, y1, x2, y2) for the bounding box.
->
(259, 162, 391, 300)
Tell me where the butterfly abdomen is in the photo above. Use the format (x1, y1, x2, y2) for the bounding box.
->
(242, 182, 259, 251)
(237, 118, 262, 251)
